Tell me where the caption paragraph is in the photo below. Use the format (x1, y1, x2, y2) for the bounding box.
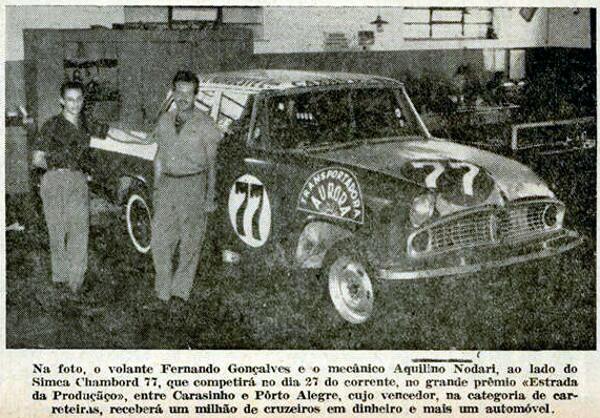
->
(30, 358, 580, 415)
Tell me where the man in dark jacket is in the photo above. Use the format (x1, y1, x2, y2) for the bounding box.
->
(32, 81, 106, 294)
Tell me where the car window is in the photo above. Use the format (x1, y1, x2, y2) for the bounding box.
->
(265, 87, 421, 149)
(225, 95, 255, 141)
(216, 96, 255, 184)
(217, 91, 252, 132)
(353, 88, 411, 138)
(269, 90, 352, 149)
(196, 89, 217, 113)
(163, 89, 251, 131)
(250, 98, 267, 149)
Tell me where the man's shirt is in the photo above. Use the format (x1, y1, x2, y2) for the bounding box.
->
(34, 114, 107, 173)
(153, 109, 222, 176)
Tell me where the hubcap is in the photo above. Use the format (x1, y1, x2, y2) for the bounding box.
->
(328, 255, 373, 324)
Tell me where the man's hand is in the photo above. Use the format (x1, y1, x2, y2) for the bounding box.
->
(32, 150, 47, 169)
(91, 121, 110, 139)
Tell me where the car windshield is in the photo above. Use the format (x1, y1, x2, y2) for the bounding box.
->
(265, 87, 422, 149)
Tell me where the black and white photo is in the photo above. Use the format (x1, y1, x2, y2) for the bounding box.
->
(4, 4, 596, 351)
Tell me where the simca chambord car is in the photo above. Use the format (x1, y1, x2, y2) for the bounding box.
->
(92, 70, 582, 324)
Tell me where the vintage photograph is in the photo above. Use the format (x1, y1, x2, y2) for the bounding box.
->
(4, 5, 596, 349)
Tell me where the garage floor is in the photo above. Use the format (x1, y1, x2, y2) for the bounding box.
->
(5, 150, 596, 350)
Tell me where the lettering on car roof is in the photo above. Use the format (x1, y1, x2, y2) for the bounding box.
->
(197, 73, 400, 91)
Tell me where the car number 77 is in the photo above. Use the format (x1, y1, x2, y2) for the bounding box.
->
(411, 161, 480, 196)
(234, 181, 265, 241)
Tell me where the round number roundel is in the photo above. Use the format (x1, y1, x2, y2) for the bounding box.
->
(228, 174, 271, 248)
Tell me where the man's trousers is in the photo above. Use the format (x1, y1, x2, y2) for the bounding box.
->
(151, 172, 208, 301)
(40, 169, 89, 291)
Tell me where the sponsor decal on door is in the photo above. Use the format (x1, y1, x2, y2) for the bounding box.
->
(297, 167, 364, 224)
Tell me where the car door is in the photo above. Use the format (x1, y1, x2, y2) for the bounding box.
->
(205, 92, 275, 266)
(239, 92, 320, 262)
(216, 92, 287, 263)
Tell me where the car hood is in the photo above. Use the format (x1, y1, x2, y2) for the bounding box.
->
(313, 138, 554, 201)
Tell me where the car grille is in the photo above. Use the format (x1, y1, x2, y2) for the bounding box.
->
(500, 201, 548, 241)
(409, 200, 564, 257)
(430, 210, 493, 252)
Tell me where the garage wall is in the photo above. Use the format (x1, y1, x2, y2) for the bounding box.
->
(5, 6, 125, 61)
(253, 48, 484, 80)
(255, 7, 558, 54)
(5, 6, 125, 114)
(5, 61, 26, 112)
(23, 28, 255, 130)
(123, 6, 169, 22)
(547, 8, 592, 48)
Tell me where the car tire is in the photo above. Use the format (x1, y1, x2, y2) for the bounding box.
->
(125, 188, 152, 254)
(321, 241, 375, 324)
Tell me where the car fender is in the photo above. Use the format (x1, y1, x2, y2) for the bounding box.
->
(116, 174, 151, 205)
(294, 218, 353, 269)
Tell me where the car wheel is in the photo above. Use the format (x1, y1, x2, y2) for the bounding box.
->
(322, 242, 374, 324)
(126, 191, 152, 254)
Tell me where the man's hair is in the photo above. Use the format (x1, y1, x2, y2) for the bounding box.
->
(60, 81, 84, 98)
(172, 70, 199, 94)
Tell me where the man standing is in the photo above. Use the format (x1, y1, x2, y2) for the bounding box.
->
(32, 81, 106, 294)
(149, 71, 222, 304)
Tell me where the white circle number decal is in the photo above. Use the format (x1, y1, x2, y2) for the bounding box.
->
(228, 174, 271, 248)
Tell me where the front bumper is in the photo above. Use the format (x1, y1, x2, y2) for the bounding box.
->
(378, 228, 582, 280)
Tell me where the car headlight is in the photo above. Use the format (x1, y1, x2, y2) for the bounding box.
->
(542, 203, 565, 230)
(409, 229, 432, 254)
(410, 193, 435, 227)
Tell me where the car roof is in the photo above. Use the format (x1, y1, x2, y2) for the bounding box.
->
(196, 69, 403, 92)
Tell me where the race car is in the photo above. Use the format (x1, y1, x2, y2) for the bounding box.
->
(91, 69, 582, 324)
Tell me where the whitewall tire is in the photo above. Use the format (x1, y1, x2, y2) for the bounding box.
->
(126, 193, 152, 254)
